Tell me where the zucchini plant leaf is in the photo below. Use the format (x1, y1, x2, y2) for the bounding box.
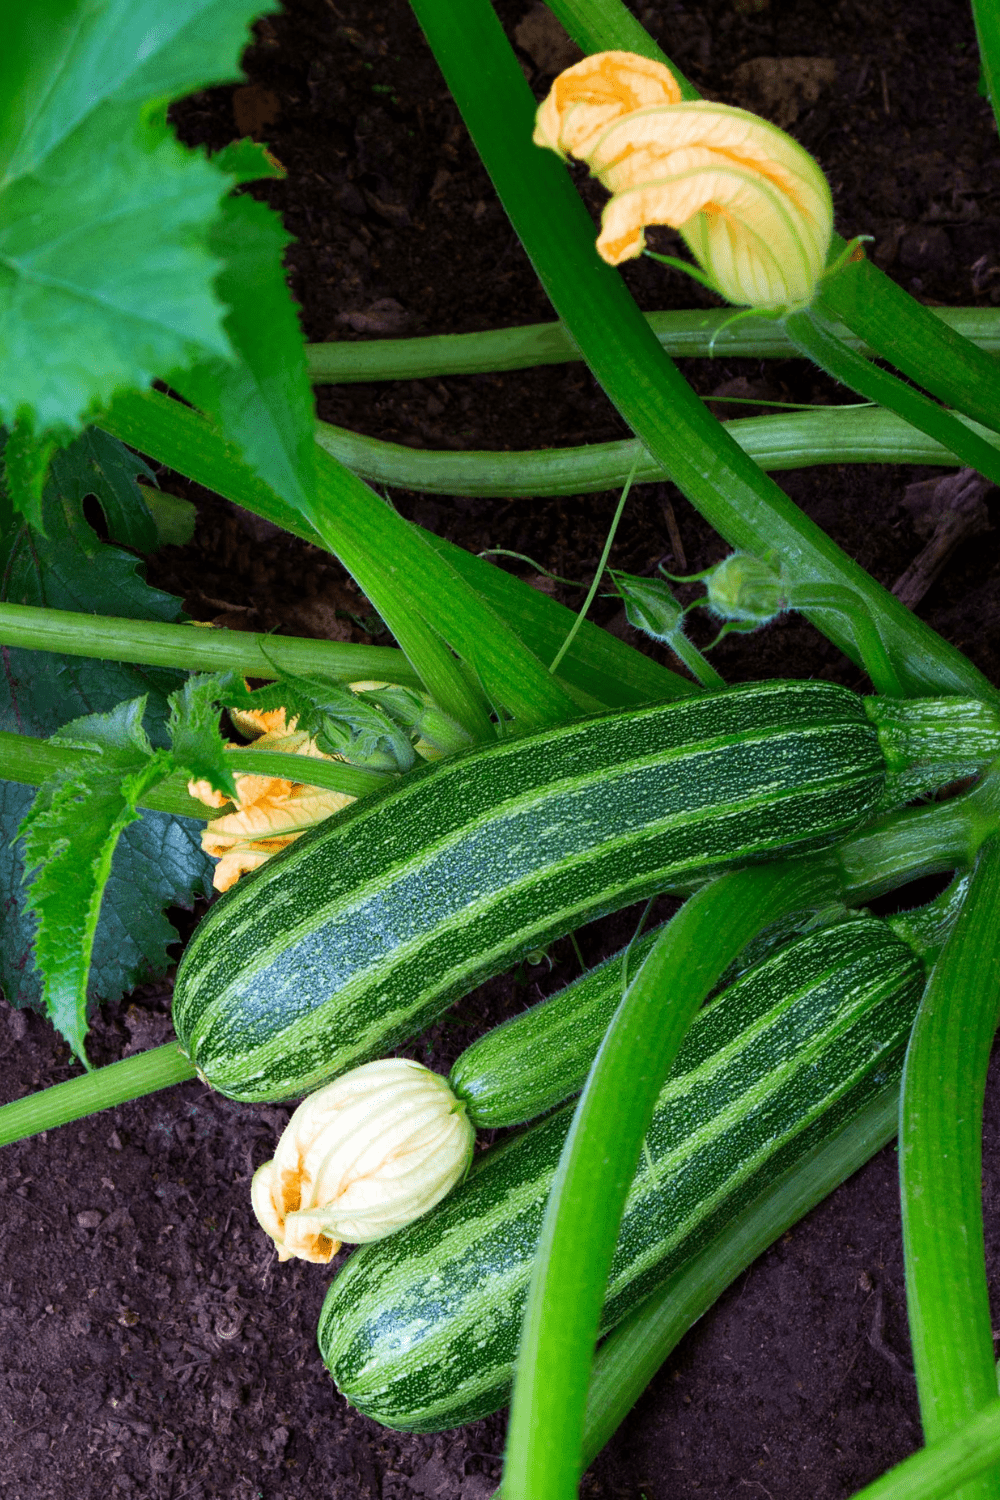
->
(18, 699, 174, 1066)
(170, 151, 319, 520)
(219, 672, 417, 770)
(166, 672, 240, 801)
(0, 0, 276, 442)
(0, 427, 214, 1024)
(48, 427, 159, 553)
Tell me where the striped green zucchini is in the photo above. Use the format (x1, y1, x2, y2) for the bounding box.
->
(449, 908, 842, 1128)
(172, 679, 975, 1104)
(318, 915, 927, 1431)
(450, 924, 667, 1128)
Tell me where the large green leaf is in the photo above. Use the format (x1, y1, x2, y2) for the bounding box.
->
(47, 426, 159, 553)
(172, 142, 318, 519)
(18, 698, 174, 1064)
(0, 0, 276, 440)
(0, 428, 213, 1019)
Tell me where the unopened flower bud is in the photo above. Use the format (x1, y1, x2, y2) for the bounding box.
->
(251, 1059, 475, 1264)
(706, 553, 787, 624)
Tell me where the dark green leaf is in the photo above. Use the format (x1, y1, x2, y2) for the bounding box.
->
(0, 446, 213, 1023)
(48, 428, 158, 552)
(18, 699, 174, 1062)
(166, 672, 239, 802)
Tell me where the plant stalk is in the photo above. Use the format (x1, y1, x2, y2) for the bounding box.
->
(0, 1043, 198, 1148)
(304, 307, 1000, 384)
(782, 307, 1000, 488)
(0, 602, 422, 687)
(315, 403, 1000, 497)
(899, 835, 1000, 1500)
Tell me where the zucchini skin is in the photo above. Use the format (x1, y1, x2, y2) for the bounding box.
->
(450, 907, 851, 1128)
(318, 918, 925, 1432)
(173, 679, 886, 1103)
(449, 925, 663, 1127)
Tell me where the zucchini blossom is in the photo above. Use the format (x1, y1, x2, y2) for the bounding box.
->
(534, 50, 833, 310)
(251, 1059, 475, 1264)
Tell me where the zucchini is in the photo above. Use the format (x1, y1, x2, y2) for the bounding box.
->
(317, 916, 926, 1432)
(449, 907, 843, 1128)
(172, 679, 971, 1104)
(450, 924, 664, 1128)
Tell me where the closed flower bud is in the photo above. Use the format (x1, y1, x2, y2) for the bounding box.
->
(534, 51, 833, 310)
(251, 1060, 475, 1264)
(706, 552, 787, 624)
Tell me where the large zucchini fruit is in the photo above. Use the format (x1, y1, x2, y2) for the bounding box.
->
(317, 915, 926, 1431)
(173, 679, 968, 1104)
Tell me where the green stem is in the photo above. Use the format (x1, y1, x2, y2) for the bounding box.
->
(0, 602, 422, 686)
(782, 307, 1000, 488)
(663, 629, 725, 690)
(1, 731, 391, 814)
(406, 0, 998, 708)
(972, 0, 1000, 140)
(899, 835, 1000, 1499)
(316, 403, 1000, 497)
(502, 858, 840, 1500)
(0, 731, 210, 819)
(0, 1043, 197, 1148)
(835, 768, 1000, 901)
(789, 585, 903, 697)
(220, 748, 391, 797)
(576, 1082, 900, 1474)
(305, 307, 1000, 384)
(818, 265, 1000, 440)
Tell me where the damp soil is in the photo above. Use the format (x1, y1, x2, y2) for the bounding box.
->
(2, 1, 1000, 1496)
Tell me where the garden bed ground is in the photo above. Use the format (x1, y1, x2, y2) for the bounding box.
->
(2, 0, 999, 1495)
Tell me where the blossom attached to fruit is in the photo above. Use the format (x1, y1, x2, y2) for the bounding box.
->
(188, 705, 354, 892)
(251, 1059, 475, 1264)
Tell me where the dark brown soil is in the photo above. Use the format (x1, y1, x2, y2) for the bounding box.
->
(2, 1, 999, 1497)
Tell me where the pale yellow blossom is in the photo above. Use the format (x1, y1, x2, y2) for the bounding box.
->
(251, 1060, 475, 1263)
(534, 51, 833, 310)
(227, 702, 298, 740)
(532, 48, 682, 160)
(188, 680, 451, 891)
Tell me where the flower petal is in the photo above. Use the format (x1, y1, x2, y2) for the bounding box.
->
(533, 49, 682, 161)
(255, 1061, 474, 1261)
(586, 102, 832, 306)
(229, 703, 298, 739)
(200, 785, 355, 891)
